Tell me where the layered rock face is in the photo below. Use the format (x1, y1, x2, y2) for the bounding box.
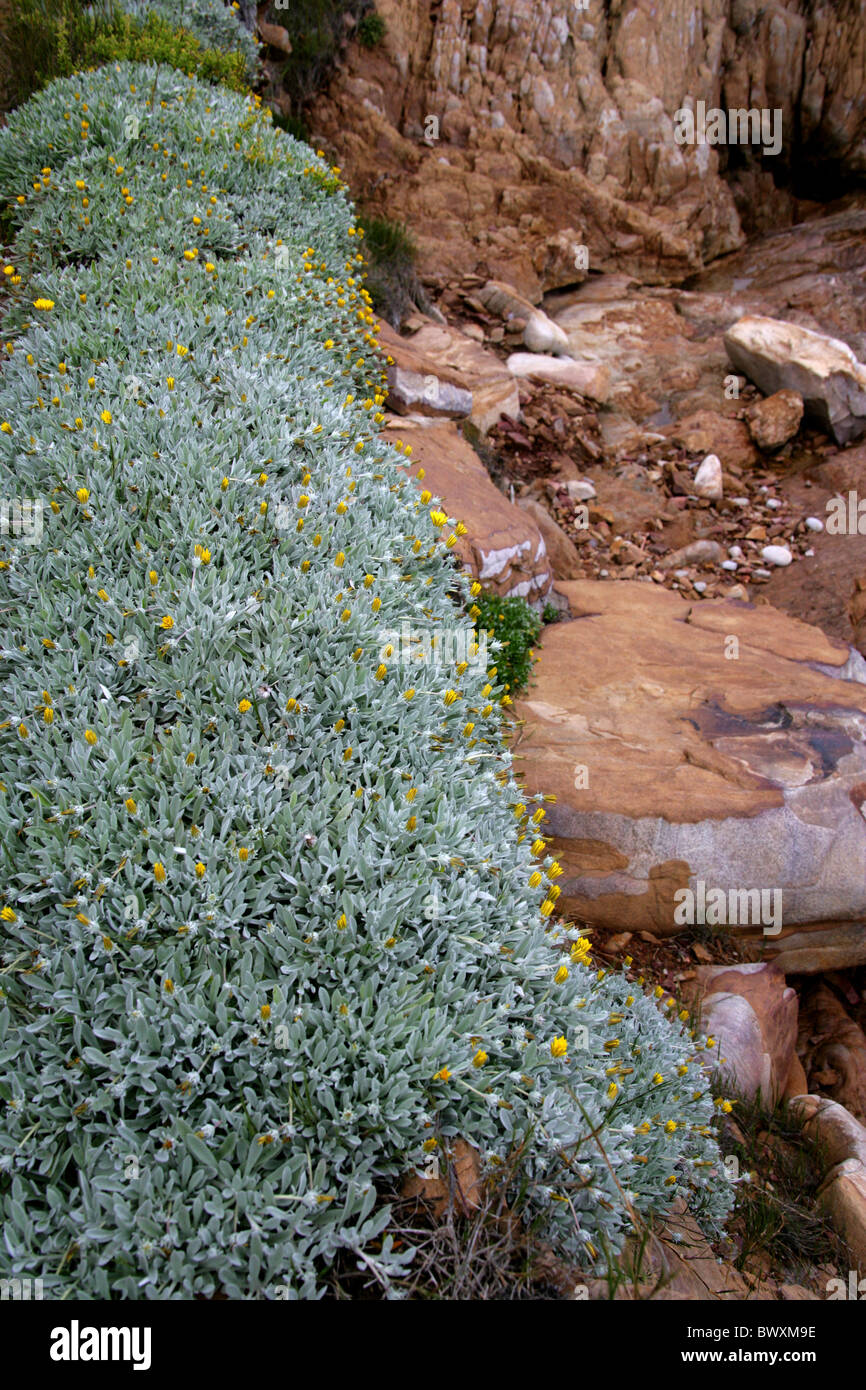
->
(304, 0, 866, 298)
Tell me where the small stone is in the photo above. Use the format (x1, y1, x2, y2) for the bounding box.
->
(743, 387, 805, 451)
(722, 560, 738, 571)
(729, 545, 744, 559)
(563, 478, 597, 502)
(693, 453, 723, 500)
(805, 516, 824, 532)
(761, 544, 793, 567)
(662, 539, 725, 570)
(732, 497, 750, 508)
(766, 498, 782, 510)
(693, 580, 707, 593)
(753, 567, 772, 579)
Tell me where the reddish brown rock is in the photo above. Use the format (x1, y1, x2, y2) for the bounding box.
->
(696, 962, 798, 1105)
(725, 316, 866, 446)
(517, 497, 584, 581)
(745, 389, 805, 452)
(850, 572, 866, 658)
(664, 411, 760, 472)
(819, 1162, 866, 1268)
(506, 353, 611, 404)
(385, 421, 550, 600)
(378, 319, 514, 433)
(306, 1, 866, 296)
(784, 1053, 809, 1100)
(789, 1095, 866, 1268)
(256, 1, 292, 56)
(798, 982, 866, 1122)
(477, 281, 569, 355)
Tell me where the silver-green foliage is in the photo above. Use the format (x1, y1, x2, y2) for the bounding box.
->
(0, 63, 734, 1298)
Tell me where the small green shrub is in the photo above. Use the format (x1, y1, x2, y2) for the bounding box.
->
(474, 594, 542, 698)
(357, 215, 421, 326)
(718, 1092, 847, 1279)
(357, 11, 386, 48)
(1, 0, 110, 108)
(1, 0, 256, 108)
(271, 110, 310, 144)
(359, 216, 416, 263)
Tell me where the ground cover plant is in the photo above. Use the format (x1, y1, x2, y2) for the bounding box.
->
(0, 60, 734, 1299)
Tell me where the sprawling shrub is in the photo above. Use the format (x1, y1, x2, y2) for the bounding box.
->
(0, 63, 734, 1298)
(118, 0, 259, 77)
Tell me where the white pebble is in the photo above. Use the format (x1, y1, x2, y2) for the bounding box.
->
(753, 567, 772, 578)
(761, 544, 793, 567)
(721, 560, 738, 571)
(693, 453, 723, 500)
(728, 545, 744, 559)
(805, 516, 824, 532)
(766, 498, 782, 510)
(693, 581, 707, 593)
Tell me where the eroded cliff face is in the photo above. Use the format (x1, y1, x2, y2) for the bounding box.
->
(298, 0, 866, 300)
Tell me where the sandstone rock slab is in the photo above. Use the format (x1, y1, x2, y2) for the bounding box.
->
(386, 420, 550, 600)
(477, 280, 570, 355)
(513, 580, 866, 966)
(506, 352, 611, 403)
(517, 497, 584, 581)
(818, 1161, 866, 1267)
(387, 366, 472, 418)
(378, 319, 519, 436)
